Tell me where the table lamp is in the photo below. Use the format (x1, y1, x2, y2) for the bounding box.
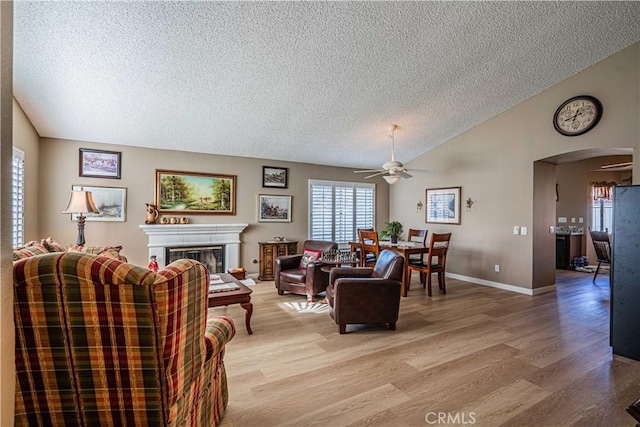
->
(62, 189, 100, 246)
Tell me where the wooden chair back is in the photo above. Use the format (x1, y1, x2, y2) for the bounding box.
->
(358, 229, 380, 267)
(589, 229, 611, 263)
(408, 229, 427, 245)
(407, 229, 428, 264)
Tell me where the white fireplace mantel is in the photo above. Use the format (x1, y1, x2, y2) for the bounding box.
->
(139, 223, 249, 270)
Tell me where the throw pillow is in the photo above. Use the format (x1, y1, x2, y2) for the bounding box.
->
(299, 249, 322, 270)
(41, 237, 66, 253)
(66, 244, 124, 260)
(13, 243, 49, 261)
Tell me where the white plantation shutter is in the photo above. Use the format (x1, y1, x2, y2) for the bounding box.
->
(309, 180, 375, 243)
(12, 148, 25, 247)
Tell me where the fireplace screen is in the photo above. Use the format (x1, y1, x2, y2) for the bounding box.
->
(166, 246, 224, 274)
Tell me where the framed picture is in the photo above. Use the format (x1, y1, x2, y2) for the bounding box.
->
(426, 186, 461, 224)
(258, 194, 292, 222)
(79, 148, 121, 179)
(71, 185, 127, 222)
(262, 166, 288, 188)
(155, 170, 236, 215)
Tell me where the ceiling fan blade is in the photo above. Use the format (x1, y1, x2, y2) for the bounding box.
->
(354, 169, 385, 174)
(398, 171, 412, 179)
(405, 168, 431, 174)
(600, 162, 633, 169)
(365, 171, 387, 179)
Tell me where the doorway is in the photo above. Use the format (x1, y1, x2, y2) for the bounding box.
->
(533, 149, 633, 289)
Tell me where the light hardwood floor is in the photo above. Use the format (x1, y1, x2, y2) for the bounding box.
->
(214, 270, 640, 427)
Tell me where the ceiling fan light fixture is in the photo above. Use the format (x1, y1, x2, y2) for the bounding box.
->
(384, 175, 401, 185)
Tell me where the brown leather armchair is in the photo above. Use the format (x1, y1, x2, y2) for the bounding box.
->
(274, 240, 338, 302)
(325, 249, 404, 334)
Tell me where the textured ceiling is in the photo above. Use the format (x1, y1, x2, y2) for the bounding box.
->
(13, 1, 640, 170)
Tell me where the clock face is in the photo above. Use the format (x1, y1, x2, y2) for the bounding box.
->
(553, 96, 602, 136)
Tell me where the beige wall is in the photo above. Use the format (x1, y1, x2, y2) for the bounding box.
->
(38, 139, 390, 269)
(13, 98, 39, 242)
(392, 42, 640, 291)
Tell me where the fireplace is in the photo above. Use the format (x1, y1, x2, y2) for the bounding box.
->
(166, 246, 224, 274)
(139, 223, 248, 271)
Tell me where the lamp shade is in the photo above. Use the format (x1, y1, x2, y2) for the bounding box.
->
(383, 175, 401, 185)
(62, 190, 100, 214)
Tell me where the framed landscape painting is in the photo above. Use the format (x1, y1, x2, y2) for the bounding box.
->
(262, 166, 288, 188)
(79, 148, 121, 179)
(426, 186, 461, 224)
(259, 194, 292, 222)
(71, 185, 126, 222)
(155, 170, 236, 215)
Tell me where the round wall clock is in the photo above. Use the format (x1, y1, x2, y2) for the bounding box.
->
(553, 95, 602, 136)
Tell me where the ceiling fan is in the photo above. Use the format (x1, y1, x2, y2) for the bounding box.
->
(354, 125, 429, 184)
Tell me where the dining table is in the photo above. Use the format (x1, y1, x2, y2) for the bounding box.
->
(349, 240, 429, 297)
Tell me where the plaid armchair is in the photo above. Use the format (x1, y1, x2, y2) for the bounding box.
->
(13, 252, 235, 426)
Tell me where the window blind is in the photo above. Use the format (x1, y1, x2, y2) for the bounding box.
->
(12, 148, 25, 247)
(309, 179, 375, 243)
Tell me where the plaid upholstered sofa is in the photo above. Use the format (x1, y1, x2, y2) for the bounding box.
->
(13, 251, 235, 426)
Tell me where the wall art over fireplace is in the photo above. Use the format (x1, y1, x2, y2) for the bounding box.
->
(155, 170, 236, 215)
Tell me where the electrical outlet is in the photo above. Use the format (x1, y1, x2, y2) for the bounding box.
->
(513, 226, 520, 235)
(549, 226, 555, 233)
(571, 217, 576, 223)
(579, 217, 584, 223)
(520, 226, 528, 235)
(494, 264, 500, 272)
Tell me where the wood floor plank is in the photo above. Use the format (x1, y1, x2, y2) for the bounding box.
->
(216, 271, 640, 427)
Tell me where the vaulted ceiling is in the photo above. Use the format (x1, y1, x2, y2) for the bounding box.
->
(13, 1, 640, 170)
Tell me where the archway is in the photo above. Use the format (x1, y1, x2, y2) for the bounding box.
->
(533, 148, 633, 290)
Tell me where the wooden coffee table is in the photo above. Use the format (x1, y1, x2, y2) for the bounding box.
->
(208, 273, 253, 334)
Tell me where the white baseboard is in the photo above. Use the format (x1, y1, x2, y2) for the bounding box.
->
(445, 273, 556, 296)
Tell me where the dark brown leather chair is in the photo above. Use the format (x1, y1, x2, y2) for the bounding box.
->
(326, 249, 404, 334)
(275, 240, 337, 302)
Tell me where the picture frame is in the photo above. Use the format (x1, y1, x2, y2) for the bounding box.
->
(71, 185, 127, 222)
(258, 194, 292, 222)
(155, 170, 236, 215)
(262, 166, 288, 188)
(79, 148, 121, 179)
(426, 186, 461, 224)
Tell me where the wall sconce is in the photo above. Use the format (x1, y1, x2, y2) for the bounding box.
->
(416, 201, 423, 212)
(465, 197, 474, 211)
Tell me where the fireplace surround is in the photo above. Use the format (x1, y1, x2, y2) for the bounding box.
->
(139, 223, 248, 271)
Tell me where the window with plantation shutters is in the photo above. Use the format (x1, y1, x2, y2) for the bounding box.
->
(12, 148, 25, 247)
(309, 180, 375, 244)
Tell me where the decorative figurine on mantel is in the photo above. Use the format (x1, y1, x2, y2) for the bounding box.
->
(145, 203, 159, 224)
(148, 255, 159, 272)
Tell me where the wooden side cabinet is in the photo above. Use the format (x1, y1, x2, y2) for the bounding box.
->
(258, 241, 298, 280)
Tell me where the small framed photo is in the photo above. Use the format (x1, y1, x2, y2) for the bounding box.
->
(426, 187, 461, 224)
(259, 194, 292, 222)
(262, 166, 288, 188)
(71, 185, 127, 222)
(79, 148, 121, 179)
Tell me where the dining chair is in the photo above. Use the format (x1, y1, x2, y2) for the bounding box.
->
(407, 228, 428, 265)
(406, 232, 451, 296)
(589, 228, 611, 283)
(358, 229, 380, 267)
